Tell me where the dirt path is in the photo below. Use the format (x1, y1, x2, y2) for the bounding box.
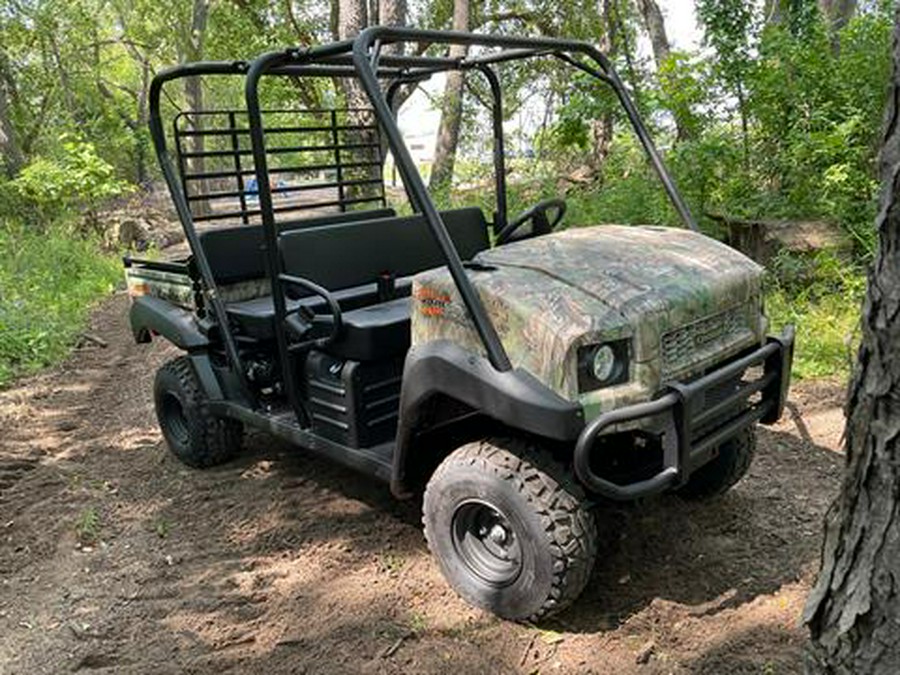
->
(0, 293, 846, 674)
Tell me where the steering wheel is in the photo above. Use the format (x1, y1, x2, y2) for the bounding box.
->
(495, 198, 567, 245)
(279, 274, 343, 350)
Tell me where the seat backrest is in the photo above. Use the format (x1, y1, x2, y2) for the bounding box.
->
(198, 207, 397, 285)
(279, 207, 489, 291)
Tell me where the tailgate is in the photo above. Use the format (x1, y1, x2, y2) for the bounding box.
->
(124, 257, 196, 310)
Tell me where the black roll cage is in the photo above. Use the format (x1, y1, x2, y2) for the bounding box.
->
(148, 27, 698, 418)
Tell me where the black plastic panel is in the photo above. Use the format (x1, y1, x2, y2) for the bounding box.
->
(303, 350, 403, 448)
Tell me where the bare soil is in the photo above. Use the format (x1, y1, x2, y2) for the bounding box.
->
(0, 293, 846, 674)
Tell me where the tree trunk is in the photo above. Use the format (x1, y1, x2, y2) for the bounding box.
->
(819, 0, 857, 53)
(765, 0, 786, 25)
(337, 0, 369, 110)
(818, 0, 857, 32)
(589, 0, 616, 173)
(379, 0, 406, 32)
(635, 0, 670, 65)
(803, 6, 900, 673)
(183, 0, 210, 215)
(428, 0, 469, 191)
(635, 0, 690, 140)
(0, 54, 23, 178)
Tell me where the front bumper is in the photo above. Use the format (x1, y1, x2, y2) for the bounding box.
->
(574, 327, 795, 501)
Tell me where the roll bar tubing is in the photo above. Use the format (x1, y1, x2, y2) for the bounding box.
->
(148, 29, 699, 415)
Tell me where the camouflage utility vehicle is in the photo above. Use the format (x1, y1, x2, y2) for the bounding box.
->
(127, 28, 794, 621)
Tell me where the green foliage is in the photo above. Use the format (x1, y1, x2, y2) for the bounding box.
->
(548, 5, 891, 261)
(10, 138, 133, 228)
(653, 52, 714, 140)
(0, 220, 121, 387)
(696, 0, 757, 95)
(75, 506, 101, 546)
(765, 251, 866, 379)
(746, 12, 891, 256)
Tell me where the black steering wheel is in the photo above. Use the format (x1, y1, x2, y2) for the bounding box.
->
(279, 273, 344, 350)
(495, 198, 567, 245)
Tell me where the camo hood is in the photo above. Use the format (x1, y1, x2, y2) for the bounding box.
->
(411, 225, 766, 412)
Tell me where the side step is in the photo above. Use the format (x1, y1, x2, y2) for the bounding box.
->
(207, 401, 394, 482)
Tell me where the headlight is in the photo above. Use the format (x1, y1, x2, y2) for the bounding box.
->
(577, 340, 629, 392)
(592, 345, 616, 381)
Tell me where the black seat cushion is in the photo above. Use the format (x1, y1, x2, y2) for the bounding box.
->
(225, 278, 413, 342)
(330, 297, 411, 360)
(199, 207, 396, 286)
(279, 207, 489, 291)
(226, 295, 410, 360)
(219, 207, 487, 359)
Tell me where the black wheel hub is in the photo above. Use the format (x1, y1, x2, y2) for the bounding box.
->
(451, 500, 522, 587)
(160, 392, 190, 446)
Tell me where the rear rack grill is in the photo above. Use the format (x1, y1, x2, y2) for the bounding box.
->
(172, 108, 387, 227)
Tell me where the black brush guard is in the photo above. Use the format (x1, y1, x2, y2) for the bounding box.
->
(574, 327, 795, 501)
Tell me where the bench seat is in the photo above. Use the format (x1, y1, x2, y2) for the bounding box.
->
(210, 207, 489, 360)
(228, 293, 412, 360)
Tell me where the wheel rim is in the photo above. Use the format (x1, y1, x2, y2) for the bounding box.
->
(160, 392, 189, 446)
(451, 500, 522, 587)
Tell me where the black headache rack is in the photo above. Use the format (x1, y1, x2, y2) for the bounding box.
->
(574, 327, 795, 501)
(172, 108, 387, 226)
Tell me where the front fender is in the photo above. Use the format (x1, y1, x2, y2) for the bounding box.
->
(391, 340, 584, 497)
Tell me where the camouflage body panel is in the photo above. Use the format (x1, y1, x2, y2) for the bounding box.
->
(125, 263, 271, 309)
(125, 266, 195, 309)
(411, 225, 766, 421)
(218, 277, 272, 303)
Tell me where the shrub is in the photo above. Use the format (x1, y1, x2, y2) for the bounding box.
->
(0, 220, 121, 386)
(9, 136, 132, 231)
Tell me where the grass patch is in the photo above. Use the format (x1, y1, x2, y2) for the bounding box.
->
(75, 506, 101, 546)
(0, 220, 121, 386)
(765, 251, 866, 380)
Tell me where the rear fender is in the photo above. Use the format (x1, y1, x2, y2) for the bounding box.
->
(129, 295, 209, 350)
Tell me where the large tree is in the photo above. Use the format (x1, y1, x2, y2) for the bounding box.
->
(803, 5, 900, 673)
(589, 0, 617, 172)
(180, 0, 210, 213)
(428, 0, 469, 191)
(0, 50, 24, 178)
(634, 0, 692, 140)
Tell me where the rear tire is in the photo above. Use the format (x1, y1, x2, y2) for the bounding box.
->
(423, 438, 597, 622)
(677, 427, 756, 499)
(153, 357, 243, 468)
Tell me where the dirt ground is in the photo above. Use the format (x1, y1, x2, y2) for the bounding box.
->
(0, 293, 847, 674)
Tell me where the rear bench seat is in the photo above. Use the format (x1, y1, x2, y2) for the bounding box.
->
(199, 207, 490, 360)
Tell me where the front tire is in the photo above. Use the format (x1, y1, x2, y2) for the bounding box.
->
(677, 427, 756, 499)
(153, 357, 243, 468)
(423, 438, 597, 622)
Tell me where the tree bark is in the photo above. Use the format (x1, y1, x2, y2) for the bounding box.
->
(634, 0, 690, 140)
(818, 0, 857, 33)
(183, 0, 210, 214)
(0, 52, 23, 178)
(337, 0, 369, 110)
(428, 0, 469, 191)
(379, 0, 407, 61)
(589, 0, 616, 173)
(635, 0, 670, 66)
(803, 6, 900, 674)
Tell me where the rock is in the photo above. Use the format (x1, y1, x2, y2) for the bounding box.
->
(707, 213, 849, 264)
(635, 639, 655, 665)
(56, 420, 78, 432)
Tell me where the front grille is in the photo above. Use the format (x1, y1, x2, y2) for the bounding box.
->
(661, 304, 751, 378)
